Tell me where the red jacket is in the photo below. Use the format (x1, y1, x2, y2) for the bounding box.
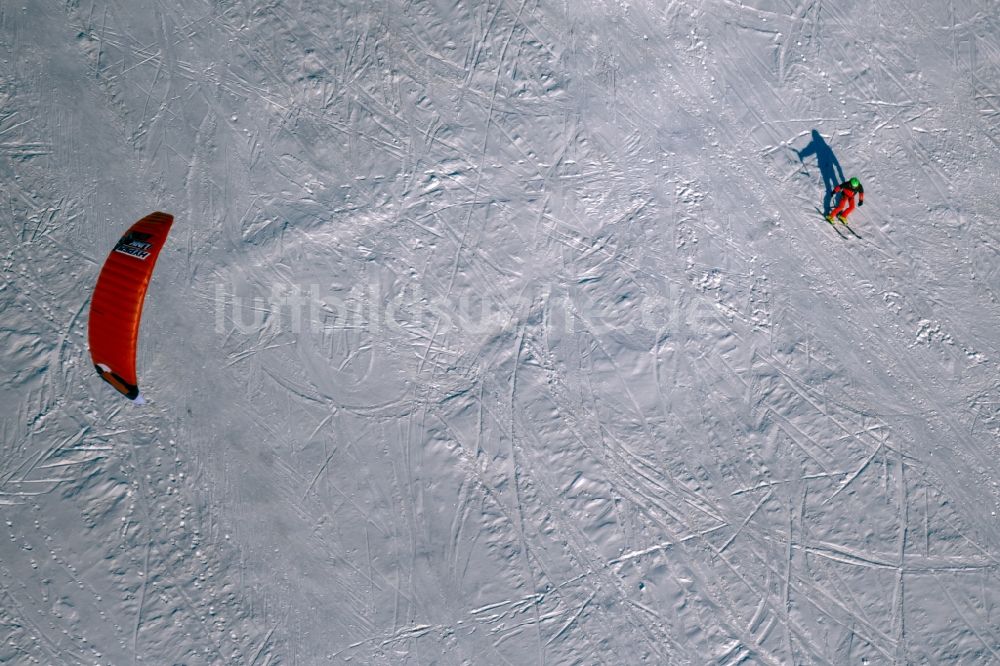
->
(834, 180, 864, 204)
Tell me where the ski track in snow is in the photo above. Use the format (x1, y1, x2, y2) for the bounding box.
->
(1, 0, 999, 663)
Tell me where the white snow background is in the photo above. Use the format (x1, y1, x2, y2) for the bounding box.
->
(2, 0, 999, 663)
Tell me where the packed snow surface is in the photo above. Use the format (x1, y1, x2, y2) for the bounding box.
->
(2, 0, 999, 663)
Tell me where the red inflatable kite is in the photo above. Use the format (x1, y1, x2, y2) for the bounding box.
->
(88, 212, 174, 402)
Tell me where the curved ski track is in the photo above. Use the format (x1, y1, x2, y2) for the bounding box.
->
(0, 0, 998, 664)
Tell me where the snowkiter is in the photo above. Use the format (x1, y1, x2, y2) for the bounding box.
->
(828, 177, 864, 223)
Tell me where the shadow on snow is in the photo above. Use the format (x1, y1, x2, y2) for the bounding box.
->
(796, 129, 844, 216)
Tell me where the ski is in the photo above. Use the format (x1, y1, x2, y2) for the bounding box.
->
(815, 206, 861, 239)
(841, 222, 862, 239)
(824, 215, 847, 239)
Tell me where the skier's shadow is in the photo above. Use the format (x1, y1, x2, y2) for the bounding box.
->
(796, 129, 844, 215)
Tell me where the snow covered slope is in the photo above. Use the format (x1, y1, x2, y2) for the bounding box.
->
(2, 0, 999, 663)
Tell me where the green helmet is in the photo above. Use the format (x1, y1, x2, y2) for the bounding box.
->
(849, 177, 861, 188)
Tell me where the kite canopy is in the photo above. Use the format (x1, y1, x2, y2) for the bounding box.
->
(88, 212, 174, 401)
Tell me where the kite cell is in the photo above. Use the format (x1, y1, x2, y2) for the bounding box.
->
(88, 211, 174, 402)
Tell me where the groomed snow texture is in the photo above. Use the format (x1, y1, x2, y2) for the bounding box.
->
(2, 0, 999, 663)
